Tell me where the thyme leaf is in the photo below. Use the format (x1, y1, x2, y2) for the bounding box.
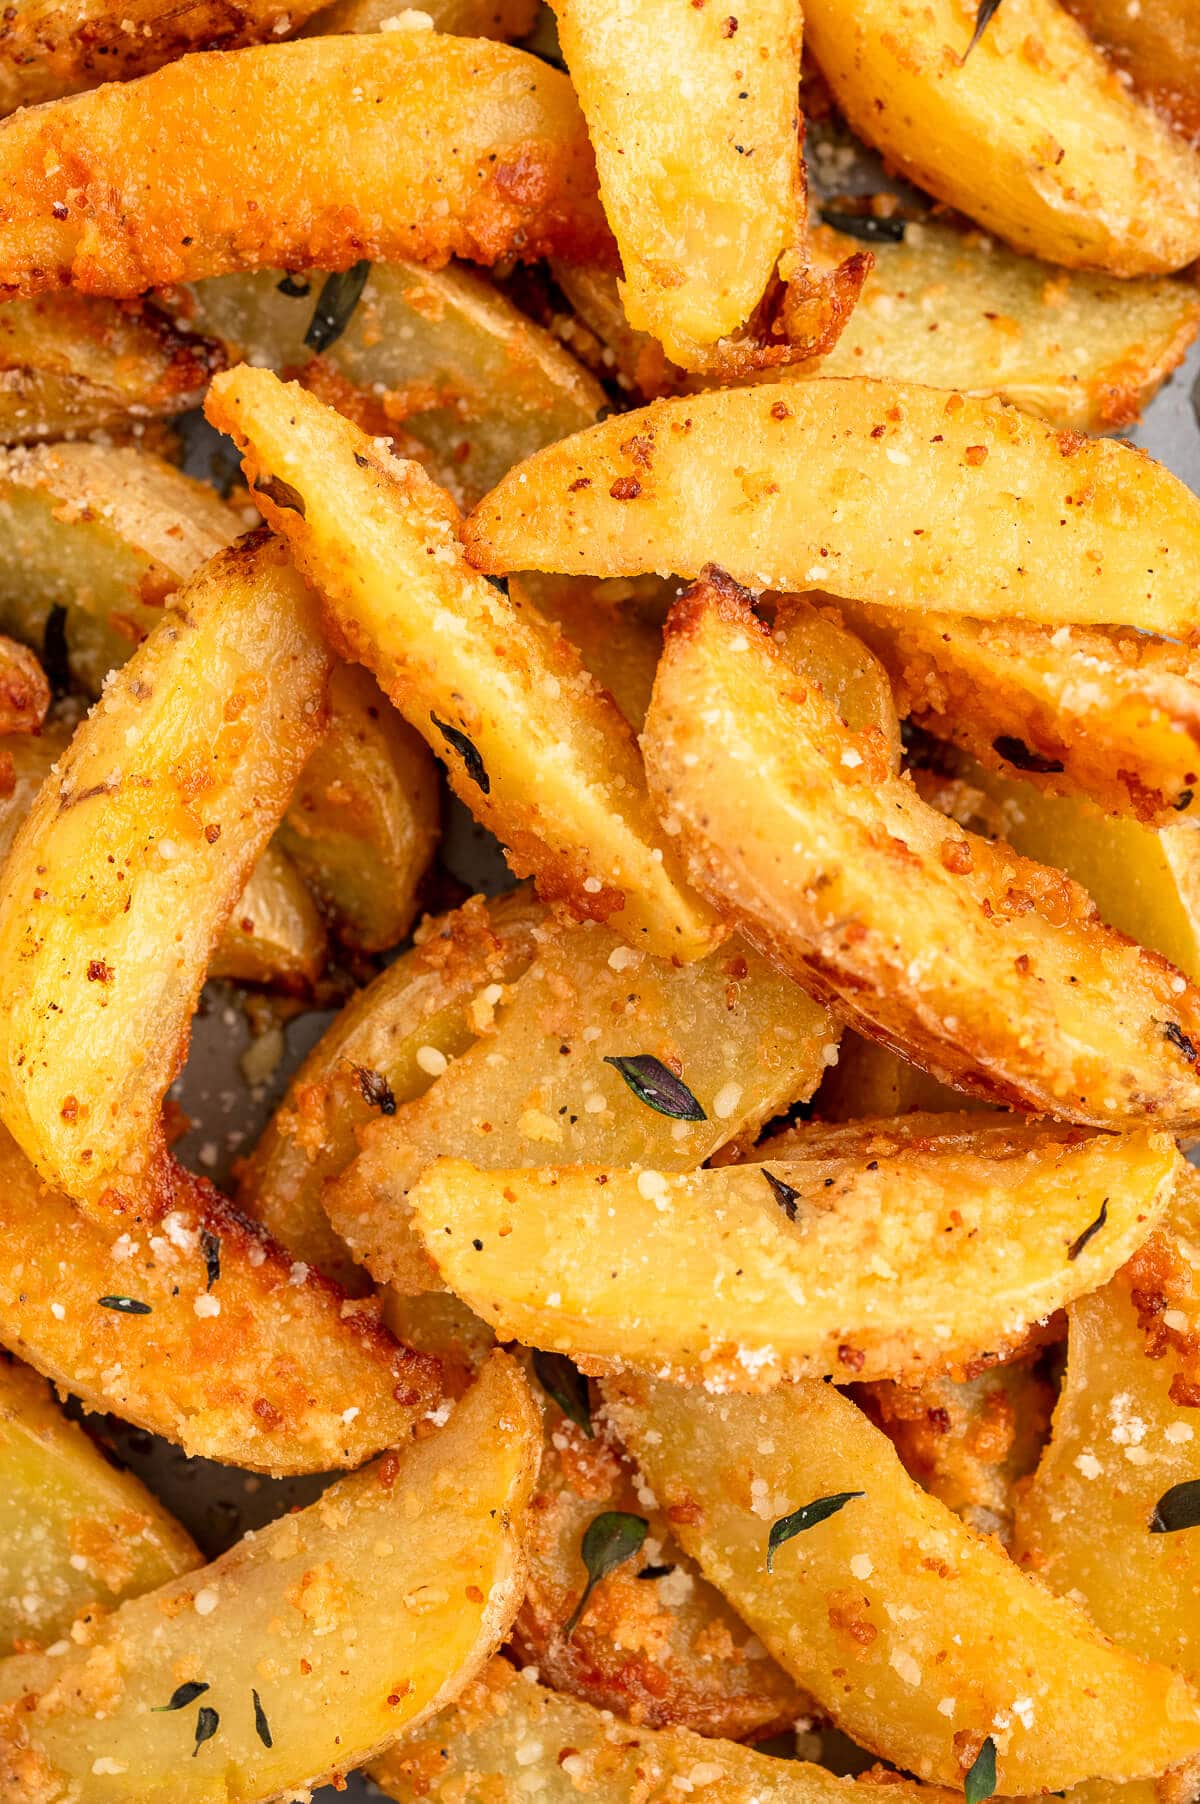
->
(602, 1055, 707, 1121)
(767, 1492, 864, 1571)
(564, 1512, 647, 1637)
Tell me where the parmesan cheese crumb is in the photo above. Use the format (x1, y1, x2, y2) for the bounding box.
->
(193, 1588, 219, 1616)
(416, 1044, 448, 1077)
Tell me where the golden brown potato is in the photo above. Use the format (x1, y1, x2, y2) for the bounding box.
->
(813, 1031, 984, 1120)
(644, 574, 1200, 1128)
(207, 367, 716, 960)
(1014, 1164, 1200, 1679)
(0, 37, 611, 301)
(240, 890, 543, 1289)
(409, 1122, 1177, 1386)
(0, 721, 70, 872)
(463, 378, 1200, 635)
(604, 1373, 1200, 1792)
(508, 573, 666, 731)
(0, 531, 333, 1214)
(1067, 0, 1200, 141)
(802, 0, 1200, 274)
(513, 1353, 808, 1737)
(0, 1355, 200, 1656)
(0, 1127, 443, 1473)
(305, 0, 538, 35)
(207, 842, 328, 991)
(277, 663, 439, 955)
(550, 260, 682, 400)
(322, 914, 835, 1292)
(0, 637, 46, 736)
(0, 1354, 536, 1803)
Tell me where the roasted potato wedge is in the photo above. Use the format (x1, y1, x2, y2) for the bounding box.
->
(1014, 1164, 1200, 1679)
(0, 1352, 536, 1802)
(463, 378, 1200, 634)
(508, 572, 667, 732)
(0, 1355, 200, 1656)
(305, 0, 538, 35)
(0, 37, 611, 300)
(1067, 0, 1200, 141)
(604, 1373, 1200, 1791)
(802, 0, 1200, 274)
(240, 889, 543, 1288)
(207, 842, 327, 991)
(644, 574, 1200, 1128)
(183, 261, 605, 505)
(0, 530, 333, 1213)
(514, 1352, 808, 1736)
(551, 0, 802, 365)
(409, 1122, 1177, 1386)
(0, 722, 70, 872)
(813, 1031, 984, 1120)
(806, 218, 1200, 431)
(322, 913, 835, 1291)
(207, 367, 716, 960)
(371, 1656, 951, 1804)
(0, 637, 46, 735)
(0, 1128, 443, 1472)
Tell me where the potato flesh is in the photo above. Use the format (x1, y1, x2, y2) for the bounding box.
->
(0, 1357, 199, 1656)
(207, 367, 716, 960)
(603, 1375, 1200, 1791)
(507, 572, 667, 732)
(0, 1354, 537, 1803)
(644, 579, 1200, 1128)
(463, 377, 1200, 634)
(1066, 0, 1200, 141)
(323, 913, 835, 1290)
(0, 532, 333, 1211)
(813, 1030, 985, 1120)
(207, 841, 327, 991)
(410, 1124, 1177, 1386)
(0, 37, 611, 300)
(305, 0, 538, 35)
(1014, 1167, 1200, 1679)
(802, 0, 1200, 274)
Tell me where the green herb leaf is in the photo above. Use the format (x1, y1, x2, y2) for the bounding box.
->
(767, 1492, 863, 1571)
(277, 273, 312, 298)
(252, 1689, 273, 1749)
(193, 1705, 219, 1757)
(154, 1681, 209, 1712)
(98, 1295, 152, 1315)
(304, 261, 371, 353)
(1067, 1198, 1108, 1261)
(763, 1168, 800, 1222)
(200, 1228, 221, 1291)
(819, 208, 906, 245)
(354, 1065, 397, 1115)
(602, 1055, 707, 1121)
(1150, 1479, 1200, 1534)
(963, 0, 1001, 59)
(42, 603, 71, 698)
(992, 734, 1063, 775)
(964, 1736, 997, 1804)
(256, 474, 306, 517)
(532, 1349, 592, 1437)
(430, 713, 490, 794)
(564, 1511, 648, 1637)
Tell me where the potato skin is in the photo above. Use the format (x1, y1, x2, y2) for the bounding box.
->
(0, 638, 46, 736)
(1066, 0, 1200, 143)
(0, 37, 613, 300)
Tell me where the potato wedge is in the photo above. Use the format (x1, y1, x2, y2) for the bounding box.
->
(813, 1031, 984, 1121)
(207, 842, 327, 991)
(508, 573, 666, 732)
(644, 574, 1200, 1128)
(603, 1374, 1200, 1791)
(806, 218, 1200, 431)
(323, 913, 835, 1291)
(182, 261, 605, 505)
(409, 1123, 1177, 1387)
(372, 1655, 951, 1804)
(0, 37, 611, 301)
(0, 1128, 443, 1472)
(240, 889, 543, 1288)
(514, 1352, 808, 1736)
(207, 367, 716, 960)
(463, 378, 1200, 634)
(276, 663, 439, 955)
(0, 530, 333, 1213)
(0, 638, 46, 736)
(305, 0, 538, 35)
(0, 723, 70, 873)
(1067, 0, 1200, 142)
(0, 1352, 536, 1802)
(550, 0, 802, 364)
(848, 605, 1200, 826)
(0, 1355, 199, 1656)
(1014, 1164, 1200, 1679)
(802, 0, 1200, 274)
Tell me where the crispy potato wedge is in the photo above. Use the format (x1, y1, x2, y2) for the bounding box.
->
(240, 889, 542, 1288)
(207, 368, 715, 959)
(0, 37, 611, 301)
(182, 261, 605, 505)
(514, 1353, 808, 1736)
(1014, 1165, 1200, 1679)
(372, 1656, 951, 1804)
(508, 573, 666, 732)
(848, 605, 1200, 825)
(409, 1122, 1177, 1386)
(813, 1031, 983, 1121)
(0, 638, 46, 736)
(277, 663, 439, 954)
(463, 378, 1200, 634)
(802, 0, 1200, 274)
(603, 1373, 1200, 1791)
(0, 1355, 200, 1656)
(323, 913, 836, 1291)
(551, 260, 681, 400)
(1067, 0, 1200, 141)
(0, 1352, 536, 1802)
(806, 218, 1200, 431)
(644, 574, 1200, 1128)
(0, 722, 70, 872)
(0, 293, 223, 445)
(0, 1128, 443, 1472)
(306, 0, 538, 35)
(550, 0, 802, 364)
(207, 842, 327, 991)
(0, 530, 332, 1213)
